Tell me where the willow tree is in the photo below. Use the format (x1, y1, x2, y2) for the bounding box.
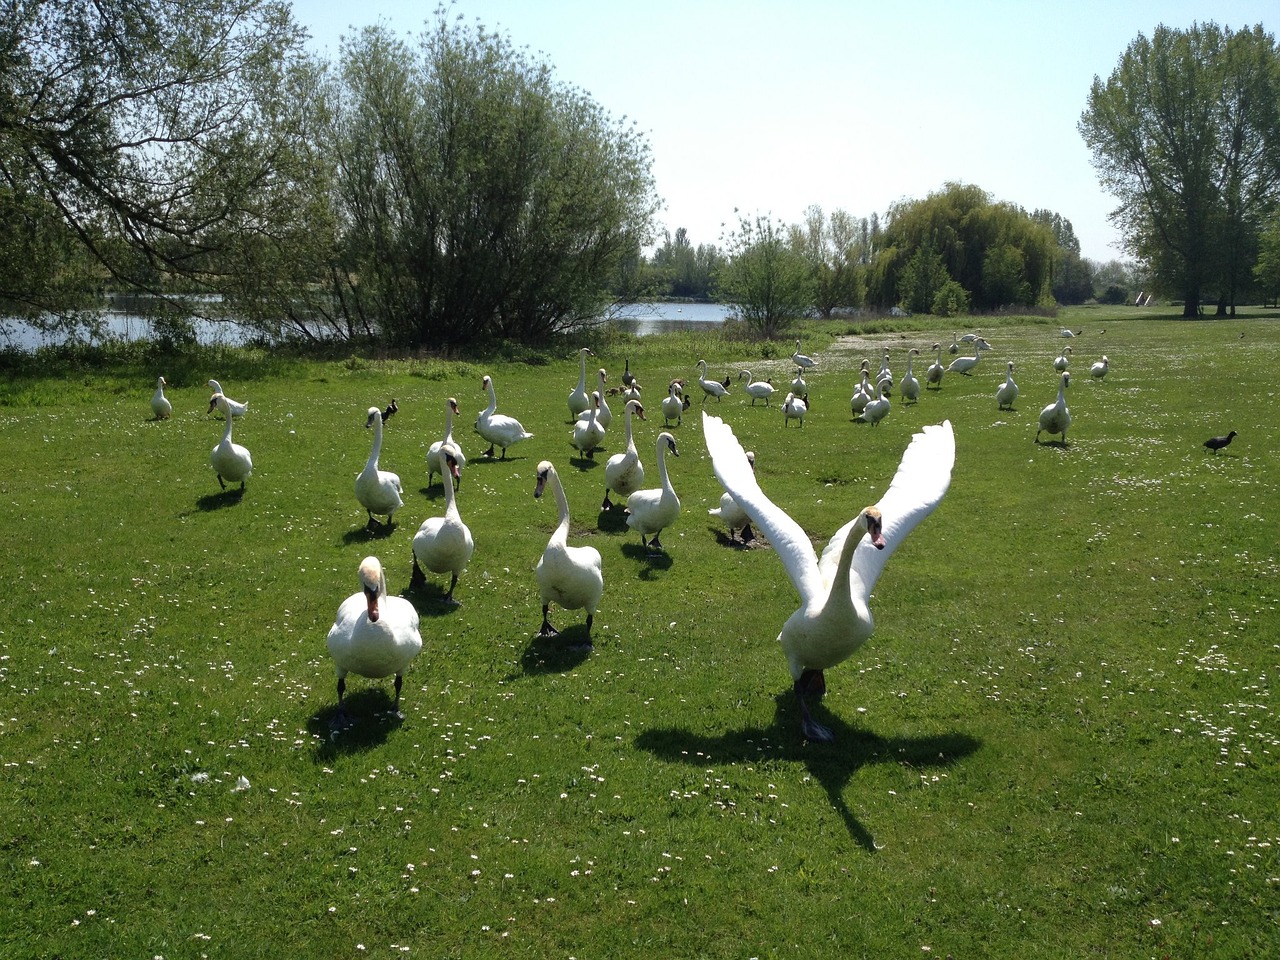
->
(1080, 22, 1280, 316)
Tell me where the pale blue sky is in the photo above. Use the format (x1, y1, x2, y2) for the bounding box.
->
(289, 0, 1275, 263)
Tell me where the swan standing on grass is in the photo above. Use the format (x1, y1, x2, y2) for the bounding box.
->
(661, 382, 689, 426)
(411, 445, 473, 602)
(209, 394, 252, 491)
(427, 398, 466, 489)
(947, 338, 988, 375)
(355, 406, 404, 530)
(579, 368, 612, 430)
(696, 360, 729, 403)
(995, 361, 1019, 411)
(899, 349, 921, 403)
(326, 556, 422, 726)
(783, 392, 807, 427)
(791, 340, 817, 373)
(1054, 346, 1072, 372)
(708, 450, 756, 543)
(1036, 372, 1071, 444)
(534, 461, 604, 643)
(206, 379, 247, 418)
(151, 377, 172, 419)
(567, 347, 595, 419)
(740, 370, 776, 406)
(926, 343, 945, 390)
(850, 371, 873, 416)
(858, 382, 891, 426)
(702, 412, 955, 742)
(572, 392, 606, 458)
(1090, 355, 1110, 379)
(603, 400, 646, 510)
(625, 432, 680, 555)
(476, 374, 534, 459)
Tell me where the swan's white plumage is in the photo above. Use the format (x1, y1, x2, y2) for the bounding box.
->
(849, 372, 873, 415)
(1090, 355, 1109, 379)
(476, 375, 533, 459)
(696, 360, 729, 402)
(572, 392, 606, 458)
(151, 376, 172, 419)
(858, 383, 890, 426)
(899, 350, 921, 402)
(1037, 372, 1071, 443)
(995, 361, 1019, 410)
(926, 343, 945, 389)
(739, 370, 775, 405)
(535, 461, 604, 636)
(575, 368, 612, 430)
(411, 445, 474, 600)
(708, 450, 755, 541)
(206, 380, 247, 418)
(427, 398, 466, 487)
(782, 392, 807, 427)
(567, 347, 594, 419)
(947, 338, 988, 375)
(209, 394, 252, 489)
(355, 406, 403, 526)
(625, 432, 680, 550)
(1054, 346, 1072, 371)
(661, 382, 686, 426)
(603, 400, 646, 508)
(791, 340, 817, 370)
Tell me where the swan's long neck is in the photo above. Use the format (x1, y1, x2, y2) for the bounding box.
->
(550, 470, 571, 542)
(656, 438, 673, 492)
(934, 346, 942, 364)
(624, 405, 637, 450)
(222, 409, 235, 445)
(367, 416, 383, 467)
(827, 514, 869, 610)
(442, 456, 459, 514)
(483, 381, 498, 417)
(577, 351, 588, 390)
(444, 404, 455, 438)
(905, 354, 915, 376)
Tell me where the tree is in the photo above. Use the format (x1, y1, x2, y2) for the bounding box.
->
(1255, 214, 1280, 305)
(1080, 22, 1280, 316)
(789, 205, 863, 318)
(0, 0, 317, 324)
(720, 213, 814, 339)
(650, 228, 722, 300)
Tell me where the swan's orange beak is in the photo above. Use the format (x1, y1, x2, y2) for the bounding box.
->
(364, 586, 380, 623)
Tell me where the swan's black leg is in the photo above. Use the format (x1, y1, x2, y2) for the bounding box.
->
(483, 444, 496, 458)
(740, 522, 755, 544)
(539, 604, 559, 638)
(410, 556, 426, 587)
(444, 572, 460, 603)
(602, 490, 612, 510)
(217, 474, 226, 490)
(795, 672, 834, 743)
(392, 673, 404, 716)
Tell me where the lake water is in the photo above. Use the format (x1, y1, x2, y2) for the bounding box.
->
(607, 301, 733, 336)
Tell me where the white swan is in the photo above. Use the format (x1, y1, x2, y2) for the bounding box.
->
(206, 379, 247, 418)
(427, 398, 466, 489)
(791, 340, 817, 371)
(1059, 328, 1079, 338)
(708, 450, 756, 543)
(849, 371, 873, 416)
(876, 350, 893, 395)
(995, 361, 1019, 411)
(355, 406, 404, 529)
(661, 382, 688, 426)
(946, 338, 988, 375)
(858, 382, 891, 426)
(790, 371, 808, 394)
(326, 556, 422, 724)
(476, 374, 534, 459)
(209, 394, 252, 490)
(740, 370, 776, 406)
(411, 444, 474, 602)
(696, 360, 729, 403)
(603, 400, 646, 510)
(783, 392, 807, 427)
(926, 343, 944, 390)
(625, 432, 680, 555)
(948, 333, 960, 355)
(535, 461, 604, 641)
(151, 376, 172, 419)
(899, 349, 921, 403)
(576, 368, 612, 431)
(1090, 355, 1110, 379)
(702, 412, 955, 741)
(567, 347, 595, 419)
(1036, 372, 1071, 443)
(959, 330, 981, 343)
(572, 392, 606, 459)
(1053, 346, 1072, 372)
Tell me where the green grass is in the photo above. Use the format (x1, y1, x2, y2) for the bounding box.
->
(2, 306, 1278, 958)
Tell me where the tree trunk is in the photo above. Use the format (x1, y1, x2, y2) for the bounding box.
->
(1182, 290, 1201, 317)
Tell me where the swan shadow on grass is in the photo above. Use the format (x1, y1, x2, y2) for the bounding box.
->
(1035, 438, 1070, 449)
(512, 627, 594, 677)
(341, 520, 396, 545)
(308, 687, 400, 759)
(195, 488, 246, 511)
(596, 505, 631, 532)
(707, 525, 770, 551)
(400, 581, 464, 617)
(569, 454, 602, 471)
(620, 542, 674, 573)
(633, 692, 981, 853)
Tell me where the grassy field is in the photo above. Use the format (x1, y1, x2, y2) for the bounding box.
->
(1, 306, 1277, 958)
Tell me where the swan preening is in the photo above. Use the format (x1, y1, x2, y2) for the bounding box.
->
(603, 400, 646, 510)
(151, 376, 172, 419)
(995, 361, 1019, 411)
(708, 450, 756, 543)
(326, 556, 423, 725)
(427, 398, 466, 489)
(411, 444, 474, 602)
(477, 374, 534, 459)
(206, 379, 247, 418)
(210, 394, 252, 491)
(702, 412, 956, 741)
(1036, 372, 1071, 444)
(567, 347, 595, 419)
(355, 406, 403, 529)
(535, 461, 604, 642)
(625, 432, 680, 555)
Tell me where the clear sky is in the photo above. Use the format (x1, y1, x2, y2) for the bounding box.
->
(288, 0, 1275, 264)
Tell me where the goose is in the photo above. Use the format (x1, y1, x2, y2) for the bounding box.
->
(702, 412, 955, 741)
(946, 338, 988, 375)
(696, 360, 729, 403)
(326, 556, 422, 725)
(858, 382, 891, 426)
(1036, 372, 1071, 444)
(567, 347, 595, 419)
(783, 392, 807, 427)
(995, 361, 1019, 411)
(791, 340, 817, 372)
(151, 376, 172, 419)
(1090, 355, 1110, 379)
(948, 333, 960, 355)
(926, 343, 945, 390)
(355, 406, 404, 529)
(427, 398, 466, 489)
(209, 394, 252, 491)
(206, 379, 247, 418)
(534, 461, 604, 642)
(899, 349, 921, 403)
(1204, 430, 1237, 454)
(661, 382, 688, 426)
(621, 357, 637, 388)
(603, 400, 646, 510)
(1053, 346, 1072, 372)
(849, 372, 873, 416)
(572, 392, 606, 459)
(624, 432, 680, 555)
(739, 370, 776, 406)
(708, 450, 756, 543)
(476, 374, 534, 459)
(411, 445, 473, 602)
(576, 368, 612, 431)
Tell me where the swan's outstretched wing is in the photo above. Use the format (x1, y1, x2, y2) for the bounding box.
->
(702, 412, 822, 603)
(819, 420, 954, 600)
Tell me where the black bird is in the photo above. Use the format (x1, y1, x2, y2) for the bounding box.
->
(621, 358, 636, 388)
(1204, 430, 1237, 454)
(382, 398, 398, 422)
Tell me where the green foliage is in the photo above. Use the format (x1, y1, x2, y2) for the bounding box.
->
(1255, 214, 1280, 304)
(931, 279, 971, 316)
(719, 213, 814, 338)
(648, 228, 724, 300)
